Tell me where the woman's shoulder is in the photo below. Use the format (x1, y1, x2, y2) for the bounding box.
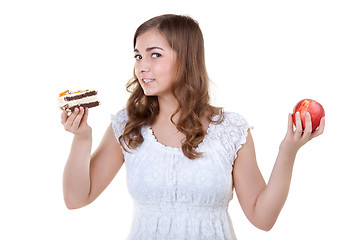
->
(111, 108, 128, 142)
(211, 110, 251, 164)
(111, 108, 128, 120)
(213, 110, 249, 127)
(210, 110, 251, 142)
(211, 110, 251, 145)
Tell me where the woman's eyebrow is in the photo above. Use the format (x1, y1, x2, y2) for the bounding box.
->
(146, 46, 164, 51)
(134, 46, 165, 53)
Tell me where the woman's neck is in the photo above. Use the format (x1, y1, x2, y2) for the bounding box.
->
(157, 95, 180, 124)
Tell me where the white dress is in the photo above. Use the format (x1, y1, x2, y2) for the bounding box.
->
(111, 108, 250, 240)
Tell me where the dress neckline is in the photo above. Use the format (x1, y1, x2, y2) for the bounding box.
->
(145, 114, 219, 152)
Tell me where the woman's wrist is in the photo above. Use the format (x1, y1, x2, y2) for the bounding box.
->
(74, 127, 92, 142)
(278, 142, 298, 163)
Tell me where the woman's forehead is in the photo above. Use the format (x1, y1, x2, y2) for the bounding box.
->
(134, 29, 170, 51)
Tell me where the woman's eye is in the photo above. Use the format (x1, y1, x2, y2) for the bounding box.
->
(134, 55, 142, 60)
(152, 53, 161, 58)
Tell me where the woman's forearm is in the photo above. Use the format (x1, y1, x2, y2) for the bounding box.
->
(254, 150, 296, 230)
(63, 133, 92, 209)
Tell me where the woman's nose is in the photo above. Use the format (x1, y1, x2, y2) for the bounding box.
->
(139, 59, 150, 72)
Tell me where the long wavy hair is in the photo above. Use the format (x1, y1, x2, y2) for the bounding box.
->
(119, 14, 224, 159)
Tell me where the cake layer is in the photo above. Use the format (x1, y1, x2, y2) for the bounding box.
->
(64, 90, 97, 101)
(58, 90, 100, 111)
(68, 101, 100, 111)
(61, 95, 99, 109)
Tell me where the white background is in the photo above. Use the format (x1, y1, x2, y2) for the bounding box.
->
(1, 0, 359, 239)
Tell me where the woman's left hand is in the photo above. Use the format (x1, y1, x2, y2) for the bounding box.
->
(280, 111, 325, 157)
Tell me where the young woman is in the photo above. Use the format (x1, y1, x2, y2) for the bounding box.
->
(61, 14, 325, 239)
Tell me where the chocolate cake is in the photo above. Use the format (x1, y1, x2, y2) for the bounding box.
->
(58, 90, 100, 111)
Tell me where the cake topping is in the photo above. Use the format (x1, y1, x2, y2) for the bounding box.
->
(59, 90, 70, 97)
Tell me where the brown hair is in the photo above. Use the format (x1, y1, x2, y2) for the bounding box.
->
(120, 14, 224, 159)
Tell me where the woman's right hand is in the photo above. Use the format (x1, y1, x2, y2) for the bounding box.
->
(61, 107, 91, 139)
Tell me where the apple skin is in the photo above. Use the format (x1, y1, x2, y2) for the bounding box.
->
(293, 99, 325, 132)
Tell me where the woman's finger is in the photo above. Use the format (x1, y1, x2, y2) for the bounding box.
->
(302, 112, 312, 139)
(60, 110, 68, 125)
(81, 107, 89, 126)
(66, 107, 79, 126)
(310, 117, 325, 140)
(71, 107, 85, 130)
(286, 113, 294, 136)
(294, 111, 303, 139)
(63, 107, 79, 131)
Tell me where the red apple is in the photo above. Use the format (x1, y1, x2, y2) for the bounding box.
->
(293, 99, 325, 132)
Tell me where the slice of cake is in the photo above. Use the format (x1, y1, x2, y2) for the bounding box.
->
(58, 90, 100, 111)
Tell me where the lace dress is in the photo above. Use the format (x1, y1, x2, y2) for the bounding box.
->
(111, 109, 250, 240)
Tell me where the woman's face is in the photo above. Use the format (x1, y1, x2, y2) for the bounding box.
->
(134, 28, 177, 97)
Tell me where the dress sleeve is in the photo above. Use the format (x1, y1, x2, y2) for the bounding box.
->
(220, 112, 252, 165)
(111, 108, 128, 144)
